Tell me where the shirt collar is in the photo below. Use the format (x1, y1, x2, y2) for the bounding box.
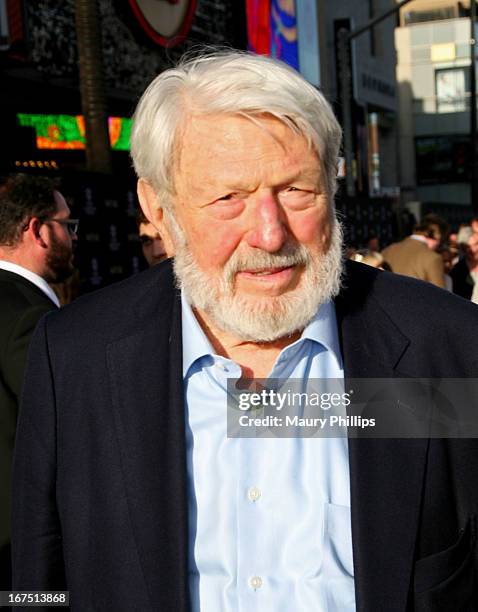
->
(0, 260, 60, 307)
(298, 299, 342, 367)
(182, 292, 216, 377)
(181, 292, 342, 378)
(410, 234, 428, 245)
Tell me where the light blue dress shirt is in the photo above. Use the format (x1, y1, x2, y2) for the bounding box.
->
(182, 293, 356, 611)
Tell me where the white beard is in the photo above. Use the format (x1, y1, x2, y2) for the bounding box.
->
(170, 214, 344, 342)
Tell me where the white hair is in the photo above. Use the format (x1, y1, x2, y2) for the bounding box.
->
(131, 49, 342, 208)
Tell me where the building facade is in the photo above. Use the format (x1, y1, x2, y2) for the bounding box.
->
(396, 0, 474, 215)
(318, 0, 400, 198)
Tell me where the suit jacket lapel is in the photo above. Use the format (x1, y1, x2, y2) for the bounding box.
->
(336, 263, 429, 611)
(106, 266, 189, 611)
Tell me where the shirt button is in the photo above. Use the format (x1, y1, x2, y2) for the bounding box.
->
(248, 486, 261, 502)
(250, 576, 263, 590)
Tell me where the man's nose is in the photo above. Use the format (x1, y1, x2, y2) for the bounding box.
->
(245, 193, 288, 252)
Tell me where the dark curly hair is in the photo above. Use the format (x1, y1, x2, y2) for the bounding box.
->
(0, 174, 60, 246)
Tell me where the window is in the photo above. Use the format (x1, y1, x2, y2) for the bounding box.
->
(435, 67, 470, 113)
(415, 135, 470, 184)
(404, 8, 455, 26)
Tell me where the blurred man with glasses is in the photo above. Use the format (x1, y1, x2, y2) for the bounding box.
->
(0, 173, 77, 591)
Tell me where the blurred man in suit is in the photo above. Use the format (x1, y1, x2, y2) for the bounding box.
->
(0, 174, 77, 589)
(137, 208, 167, 267)
(382, 219, 446, 288)
(451, 228, 478, 302)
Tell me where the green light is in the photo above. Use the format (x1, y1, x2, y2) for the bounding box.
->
(17, 113, 132, 151)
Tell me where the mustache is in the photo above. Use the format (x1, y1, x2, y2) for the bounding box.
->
(223, 242, 311, 282)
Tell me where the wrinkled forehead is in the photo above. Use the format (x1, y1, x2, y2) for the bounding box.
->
(178, 110, 312, 151)
(173, 113, 319, 185)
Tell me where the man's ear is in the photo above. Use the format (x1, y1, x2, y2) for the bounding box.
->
(137, 179, 161, 225)
(137, 179, 176, 257)
(27, 217, 48, 249)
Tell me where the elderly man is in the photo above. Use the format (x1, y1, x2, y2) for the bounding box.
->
(13, 52, 478, 611)
(0, 174, 77, 591)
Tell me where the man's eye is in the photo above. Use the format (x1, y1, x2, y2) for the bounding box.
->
(281, 186, 307, 197)
(140, 237, 153, 246)
(218, 194, 235, 201)
(279, 187, 316, 209)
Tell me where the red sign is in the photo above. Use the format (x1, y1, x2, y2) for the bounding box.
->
(128, 0, 197, 47)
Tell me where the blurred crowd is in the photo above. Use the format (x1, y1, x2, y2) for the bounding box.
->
(348, 213, 478, 303)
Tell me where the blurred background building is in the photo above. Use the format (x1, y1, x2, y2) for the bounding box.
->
(321, 0, 399, 200)
(396, 0, 475, 223)
(0, 0, 247, 175)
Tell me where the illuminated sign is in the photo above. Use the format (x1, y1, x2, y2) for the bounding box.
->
(128, 0, 196, 47)
(246, 0, 324, 85)
(17, 114, 132, 151)
(247, 0, 299, 70)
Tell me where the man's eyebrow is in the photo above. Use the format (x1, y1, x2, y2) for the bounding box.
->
(216, 167, 322, 191)
(273, 168, 323, 189)
(195, 165, 323, 206)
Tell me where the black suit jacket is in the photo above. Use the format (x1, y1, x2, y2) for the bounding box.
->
(0, 269, 57, 588)
(12, 261, 478, 611)
(451, 258, 475, 300)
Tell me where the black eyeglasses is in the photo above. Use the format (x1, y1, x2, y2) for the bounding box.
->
(45, 218, 79, 235)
